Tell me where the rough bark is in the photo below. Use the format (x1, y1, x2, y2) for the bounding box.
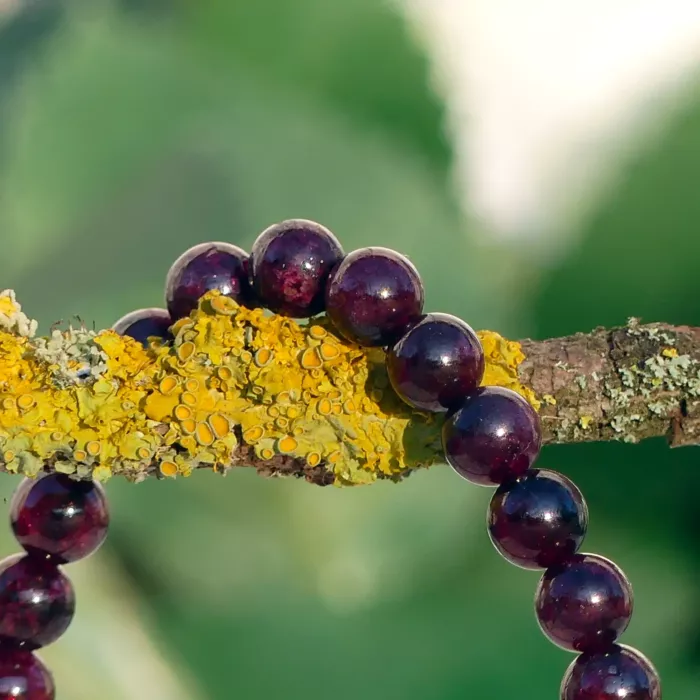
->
(519, 320, 700, 448)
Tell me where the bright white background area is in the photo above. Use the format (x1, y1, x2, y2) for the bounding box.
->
(401, 0, 700, 259)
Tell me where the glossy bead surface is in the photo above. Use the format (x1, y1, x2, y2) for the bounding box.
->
(561, 645, 661, 700)
(0, 649, 54, 700)
(165, 242, 251, 321)
(0, 555, 74, 650)
(11, 474, 109, 564)
(442, 386, 541, 485)
(387, 313, 484, 412)
(112, 308, 172, 346)
(536, 554, 633, 653)
(250, 219, 344, 317)
(325, 247, 424, 347)
(488, 469, 588, 569)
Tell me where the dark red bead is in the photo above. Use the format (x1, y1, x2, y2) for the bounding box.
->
(488, 469, 588, 569)
(325, 247, 424, 347)
(0, 649, 54, 700)
(11, 474, 109, 564)
(165, 242, 252, 321)
(112, 308, 172, 346)
(561, 645, 661, 700)
(387, 313, 484, 413)
(536, 554, 633, 653)
(250, 219, 344, 317)
(442, 386, 541, 486)
(0, 555, 74, 650)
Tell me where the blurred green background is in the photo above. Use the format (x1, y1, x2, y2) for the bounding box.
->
(1, 0, 700, 697)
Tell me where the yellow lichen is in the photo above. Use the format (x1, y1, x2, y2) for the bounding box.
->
(0, 289, 538, 486)
(477, 331, 540, 410)
(160, 460, 178, 477)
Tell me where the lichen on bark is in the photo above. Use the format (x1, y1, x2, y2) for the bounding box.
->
(519, 319, 700, 447)
(2, 288, 699, 487)
(0, 289, 454, 485)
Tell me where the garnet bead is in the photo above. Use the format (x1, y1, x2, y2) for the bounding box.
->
(325, 247, 424, 347)
(112, 308, 172, 346)
(442, 386, 541, 486)
(387, 313, 484, 413)
(250, 219, 344, 317)
(165, 242, 252, 321)
(536, 553, 633, 653)
(0, 649, 54, 700)
(0, 554, 74, 650)
(488, 469, 588, 570)
(11, 474, 109, 564)
(561, 645, 661, 700)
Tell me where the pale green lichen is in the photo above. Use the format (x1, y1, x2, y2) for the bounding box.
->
(32, 327, 110, 388)
(599, 321, 700, 442)
(0, 290, 38, 338)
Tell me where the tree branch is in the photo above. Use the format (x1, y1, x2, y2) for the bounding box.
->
(1, 288, 698, 487)
(519, 320, 700, 448)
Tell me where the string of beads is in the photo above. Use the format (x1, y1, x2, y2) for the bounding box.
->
(0, 219, 661, 698)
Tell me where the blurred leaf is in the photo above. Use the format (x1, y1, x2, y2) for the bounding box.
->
(178, 0, 449, 167)
(535, 86, 700, 336)
(0, 7, 204, 283)
(0, 0, 448, 291)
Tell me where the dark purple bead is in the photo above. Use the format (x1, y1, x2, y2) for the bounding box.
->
(325, 247, 424, 347)
(250, 219, 344, 317)
(488, 469, 588, 569)
(11, 474, 109, 564)
(165, 242, 252, 321)
(536, 554, 633, 653)
(387, 313, 484, 413)
(0, 554, 74, 650)
(112, 308, 172, 346)
(0, 649, 54, 700)
(442, 386, 541, 486)
(561, 645, 661, 700)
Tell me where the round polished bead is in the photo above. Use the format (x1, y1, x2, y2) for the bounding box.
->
(561, 645, 661, 700)
(165, 242, 252, 321)
(442, 386, 541, 485)
(0, 649, 54, 700)
(387, 313, 484, 413)
(488, 469, 588, 569)
(325, 247, 424, 347)
(112, 308, 172, 346)
(250, 219, 344, 317)
(536, 554, 633, 653)
(11, 474, 109, 564)
(0, 555, 75, 650)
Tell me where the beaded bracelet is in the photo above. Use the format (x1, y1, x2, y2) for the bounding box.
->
(0, 219, 661, 700)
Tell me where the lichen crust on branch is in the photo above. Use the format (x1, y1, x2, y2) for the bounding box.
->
(0, 289, 536, 486)
(519, 320, 700, 447)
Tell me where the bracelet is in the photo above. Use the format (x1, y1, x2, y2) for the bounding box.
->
(0, 219, 661, 699)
